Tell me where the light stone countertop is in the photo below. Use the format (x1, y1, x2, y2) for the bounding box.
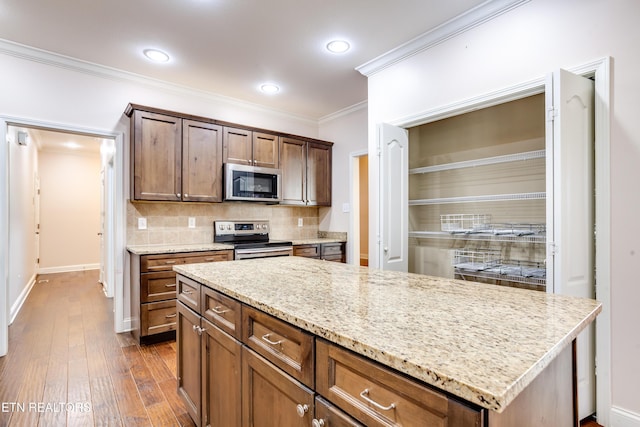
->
(173, 256, 601, 413)
(126, 242, 233, 255)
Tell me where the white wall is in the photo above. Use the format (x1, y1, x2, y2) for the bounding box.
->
(7, 127, 38, 321)
(38, 149, 102, 271)
(318, 105, 368, 233)
(366, 0, 639, 421)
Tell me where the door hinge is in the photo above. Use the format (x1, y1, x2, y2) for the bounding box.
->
(548, 242, 558, 256)
(546, 107, 558, 122)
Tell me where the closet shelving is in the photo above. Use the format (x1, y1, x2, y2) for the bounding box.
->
(409, 148, 547, 288)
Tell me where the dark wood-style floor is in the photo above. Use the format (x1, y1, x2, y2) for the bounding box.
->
(0, 270, 605, 427)
(0, 270, 195, 427)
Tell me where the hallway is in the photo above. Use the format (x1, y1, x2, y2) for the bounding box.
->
(0, 270, 194, 426)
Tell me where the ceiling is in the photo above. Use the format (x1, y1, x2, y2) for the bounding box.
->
(0, 0, 488, 120)
(10, 126, 105, 155)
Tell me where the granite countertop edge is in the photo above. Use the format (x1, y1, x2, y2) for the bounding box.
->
(126, 243, 234, 255)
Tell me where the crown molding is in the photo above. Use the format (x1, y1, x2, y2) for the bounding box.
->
(356, 0, 530, 77)
(319, 100, 367, 124)
(0, 38, 319, 126)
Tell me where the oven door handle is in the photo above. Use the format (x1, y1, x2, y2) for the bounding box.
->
(236, 247, 292, 255)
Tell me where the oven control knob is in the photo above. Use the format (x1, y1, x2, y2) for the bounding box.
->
(227, 225, 232, 230)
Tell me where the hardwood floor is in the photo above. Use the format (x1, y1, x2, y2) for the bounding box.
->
(0, 270, 606, 427)
(0, 270, 195, 427)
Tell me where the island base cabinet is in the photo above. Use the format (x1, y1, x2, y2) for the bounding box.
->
(202, 318, 242, 427)
(314, 397, 364, 427)
(177, 301, 202, 426)
(242, 347, 314, 427)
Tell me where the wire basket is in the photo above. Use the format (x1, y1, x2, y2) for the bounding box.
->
(440, 214, 491, 234)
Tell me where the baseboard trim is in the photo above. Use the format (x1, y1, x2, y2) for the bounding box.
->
(9, 274, 36, 325)
(611, 406, 640, 427)
(121, 317, 133, 333)
(38, 263, 100, 274)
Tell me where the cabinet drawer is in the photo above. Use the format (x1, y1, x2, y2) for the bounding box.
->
(315, 396, 364, 427)
(202, 286, 242, 340)
(177, 274, 201, 313)
(184, 250, 233, 264)
(294, 244, 320, 258)
(321, 243, 344, 257)
(316, 340, 449, 427)
(142, 254, 184, 272)
(140, 271, 177, 303)
(141, 300, 177, 336)
(242, 306, 314, 388)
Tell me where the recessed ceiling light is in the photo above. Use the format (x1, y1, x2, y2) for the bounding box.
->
(326, 40, 350, 54)
(260, 83, 280, 94)
(63, 142, 82, 150)
(143, 48, 170, 63)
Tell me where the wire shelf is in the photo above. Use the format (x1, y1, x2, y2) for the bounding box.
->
(409, 149, 546, 174)
(452, 249, 546, 286)
(409, 192, 546, 205)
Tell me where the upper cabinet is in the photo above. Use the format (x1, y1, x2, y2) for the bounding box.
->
(127, 106, 223, 202)
(223, 127, 279, 168)
(126, 104, 332, 205)
(280, 137, 332, 206)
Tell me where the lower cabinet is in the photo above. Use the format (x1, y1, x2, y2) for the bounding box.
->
(293, 242, 346, 263)
(242, 347, 314, 427)
(176, 274, 483, 427)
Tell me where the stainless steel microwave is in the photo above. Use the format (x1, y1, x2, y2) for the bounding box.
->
(224, 163, 282, 202)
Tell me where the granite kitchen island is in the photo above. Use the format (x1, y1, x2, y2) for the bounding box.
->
(174, 256, 601, 427)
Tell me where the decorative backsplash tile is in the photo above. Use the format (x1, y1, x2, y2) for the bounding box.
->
(127, 201, 320, 245)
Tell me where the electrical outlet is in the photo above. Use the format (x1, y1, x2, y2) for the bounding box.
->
(188, 217, 196, 228)
(298, 218, 303, 227)
(138, 217, 147, 230)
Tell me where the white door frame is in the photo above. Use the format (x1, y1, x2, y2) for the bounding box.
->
(381, 57, 611, 424)
(0, 116, 127, 358)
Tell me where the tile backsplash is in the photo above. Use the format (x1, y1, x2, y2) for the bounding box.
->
(127, 201, 320, 246)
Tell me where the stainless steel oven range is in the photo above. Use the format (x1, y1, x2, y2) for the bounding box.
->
(214, 220, 293, 260)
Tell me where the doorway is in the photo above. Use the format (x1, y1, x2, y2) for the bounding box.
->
(1, 118, 125, 357)
(350, 150, 369, 266)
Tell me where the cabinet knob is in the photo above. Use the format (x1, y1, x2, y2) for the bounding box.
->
(312, 419, 325, 427)
(177, 193, 181, 197)
(296, 404, 309, 417)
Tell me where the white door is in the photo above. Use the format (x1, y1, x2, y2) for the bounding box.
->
(379, 123, 409, 272)
(34, 175, 40, 269)
(99, 169, 105, 287)
(546, 68, 595, 419)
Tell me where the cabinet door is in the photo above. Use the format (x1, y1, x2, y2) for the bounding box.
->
(132, 110, 182, 201)
(183, 120, 223, 202)
(202, 319, 242, 427)
(253, 132, 279, 168)
(307, 142, 332, 206)
(177, 301, 202, 426)
(242, 347, 314, 427)
(280, 137, 307, 205)
(223, 127, 252, 165)
(315, 396, 364, 427)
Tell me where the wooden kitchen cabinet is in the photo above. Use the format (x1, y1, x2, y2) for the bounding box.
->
(127, 105, 223, 202)
(130, 109, 182, 201)
(294, 242, 346, 263)
(223, 126, 279, 168)
(280, 137, 332, 206)
(177, 300, 202, 425)
(202, 317, 242, 427)
(129, 250, 233, 344)
(242, 346, 314, 427)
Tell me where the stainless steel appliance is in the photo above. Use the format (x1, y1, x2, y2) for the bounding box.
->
(214, 220, 293, 260)
(224, 163, 282, 202)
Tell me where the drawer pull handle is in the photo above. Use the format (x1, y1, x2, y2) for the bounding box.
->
(211, 305, 229, 315)
(261, 333, 283, 346)
(360, 389, 396, 411)
(164, 260, 177, 264)
(165, 314, 177, 319)
(312, 420, 325, 427)
(165, 283, 176, 288)
(296, 404, 309, 417)
(204, 258, 215, 262)
(183, 290, 193, 295)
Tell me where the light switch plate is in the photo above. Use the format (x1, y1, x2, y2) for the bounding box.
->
(342, 203, 350, 213)
(298, 218, 303, 227)
(188, 217, 196, 228)
(138, 217, 147, 230)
